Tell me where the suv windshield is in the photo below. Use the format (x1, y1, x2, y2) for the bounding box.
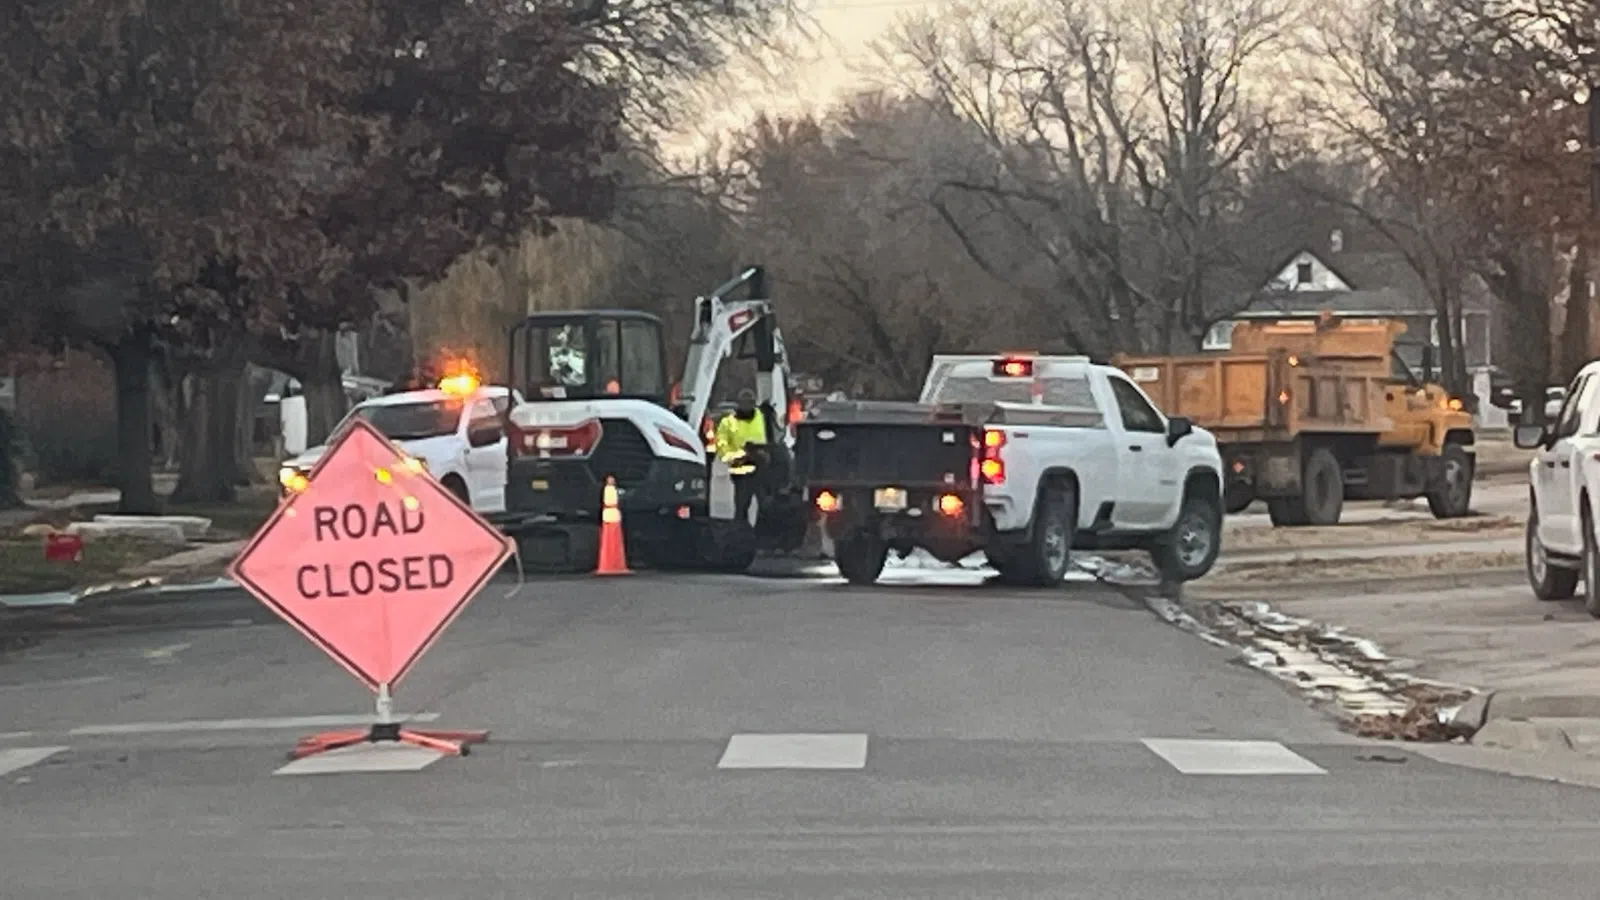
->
(349, 399, 463, 441)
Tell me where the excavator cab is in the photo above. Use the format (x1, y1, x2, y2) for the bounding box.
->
(507, 310, 671, 405)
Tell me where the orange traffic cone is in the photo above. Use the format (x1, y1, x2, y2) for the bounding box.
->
(596, 475, 631, 575)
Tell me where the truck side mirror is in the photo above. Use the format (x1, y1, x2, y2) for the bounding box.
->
(1165, 416, 1193, 446)
(1513, 424, 1547, 449)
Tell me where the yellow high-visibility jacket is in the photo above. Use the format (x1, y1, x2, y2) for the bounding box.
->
(714, 410, 767, 475)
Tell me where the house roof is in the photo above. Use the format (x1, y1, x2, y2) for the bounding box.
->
(1242, 247, 1493, 316)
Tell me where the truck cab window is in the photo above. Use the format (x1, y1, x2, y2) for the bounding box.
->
(1109, 377, 1164, 433)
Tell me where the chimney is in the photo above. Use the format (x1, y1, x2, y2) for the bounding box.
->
(1330, 228, 1344, 254)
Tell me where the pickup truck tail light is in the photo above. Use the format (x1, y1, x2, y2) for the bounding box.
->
(510, 417, 603, 458)
(979, 428, 1005, 485)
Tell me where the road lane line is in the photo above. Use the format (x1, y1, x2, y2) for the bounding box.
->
(1142, 738, 1326, 775)
(66, 712, 440, 737)
(717, 733, 869, 769)
(0, 746, 67, 777)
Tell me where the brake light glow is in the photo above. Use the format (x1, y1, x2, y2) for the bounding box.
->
(937, 493, 964, 516)
(513, 417, 603, 457)
(993, 357, 1034, 377)
(980, 428, 1005, 484)
(815, 490, 841, 512)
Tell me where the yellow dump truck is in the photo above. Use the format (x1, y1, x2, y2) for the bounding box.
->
(1113, 316, 1475, 526)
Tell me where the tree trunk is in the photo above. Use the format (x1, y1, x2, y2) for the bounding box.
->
(108, 327, 159, 514)
(0, 405, 21, 509)
(170, 359, 246, 505)
(233, 368, 260, 485)
(302, 334, 347, 447)
(1562, 242, 1592, 382)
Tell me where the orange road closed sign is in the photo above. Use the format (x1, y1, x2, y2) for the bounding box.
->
(228, 418, 513, 691)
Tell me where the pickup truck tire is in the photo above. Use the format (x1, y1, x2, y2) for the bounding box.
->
(1151, 489, 1222, 582)
(1529, 506, 1578, 601)
(1000, 481, 1076, 587)
(1268, 448, 1342, 527)
(1584, 503, 1600, 618)
(835, 534, 888, 585)
(1425, 443, 1473, 519)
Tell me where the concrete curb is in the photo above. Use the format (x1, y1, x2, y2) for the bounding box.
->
(1451, 692, 1600, 730)
(1187, 566, 1524, 601)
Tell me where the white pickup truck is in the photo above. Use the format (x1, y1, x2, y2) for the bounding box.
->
(792, 354, 1226, 585)
(1515, 360, 1600, 614)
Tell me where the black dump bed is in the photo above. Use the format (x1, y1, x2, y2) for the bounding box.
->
(793, 400, 983, 488)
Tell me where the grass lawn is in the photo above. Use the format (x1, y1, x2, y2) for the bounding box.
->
(0, 536, 179, 595)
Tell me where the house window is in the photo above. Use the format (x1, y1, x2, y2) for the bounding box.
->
(1296, 261, 1313, 285)
(1202, 320, 1236, 350)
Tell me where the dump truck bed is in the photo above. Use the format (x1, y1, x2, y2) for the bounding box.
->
(1116, 351, 1392, 442)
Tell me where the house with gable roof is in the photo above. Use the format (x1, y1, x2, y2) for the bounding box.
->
(1202, 230, 1503, 423)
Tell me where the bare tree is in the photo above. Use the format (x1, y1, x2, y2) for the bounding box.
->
(732, 93, 1028, 397)
(884, 0, 1295, 355)
(1302, 0, 1585, 395)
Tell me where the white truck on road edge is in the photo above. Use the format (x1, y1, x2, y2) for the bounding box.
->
(792, 354, 1226, 586)
(1516, 360, 1600, 614)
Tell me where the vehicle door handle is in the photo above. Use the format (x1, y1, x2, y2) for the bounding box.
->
(1561, 461, 1571, 468)
(1129, 445, 1142, 452)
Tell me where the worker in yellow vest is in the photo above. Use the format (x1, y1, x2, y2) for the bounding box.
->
(715, 389, 767, 525)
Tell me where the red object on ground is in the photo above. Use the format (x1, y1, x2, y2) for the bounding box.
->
(43, 532, 83, 563)
(596, 475, 630, 576)
(228, 417, 512, 759)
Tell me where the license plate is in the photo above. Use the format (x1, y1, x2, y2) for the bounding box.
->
(874, 487, 907, 511)
(531, 479, 549, 490)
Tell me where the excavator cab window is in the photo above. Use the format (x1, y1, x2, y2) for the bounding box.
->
(509, 311, 670, 405)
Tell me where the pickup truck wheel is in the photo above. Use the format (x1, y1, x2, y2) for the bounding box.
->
(1152, 490, 1222, 582)
(1019, 482, 1075, 587)
(1528, 507, 1578, 601)
(835, 535, 888, 585)
(1425, 443, 1473, 519)
(1584, 504, 1600, 618)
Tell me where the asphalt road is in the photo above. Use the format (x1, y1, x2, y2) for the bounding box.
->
(3, 566, 1600, 899)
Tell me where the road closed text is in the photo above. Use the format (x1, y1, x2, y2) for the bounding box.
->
(295, 500, 456, 599)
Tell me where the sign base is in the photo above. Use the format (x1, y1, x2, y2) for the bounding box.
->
(285, 683, 489, 761)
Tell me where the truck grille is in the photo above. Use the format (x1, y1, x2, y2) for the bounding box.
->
(589, 419, 655, 487)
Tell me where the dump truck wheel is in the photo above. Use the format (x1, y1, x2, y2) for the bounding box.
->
(1265, 497, 1308, 527)
(1299, 448, 1343, 526)
(1223, 483, 1254, 515)
(1425, 443, 1473, 519)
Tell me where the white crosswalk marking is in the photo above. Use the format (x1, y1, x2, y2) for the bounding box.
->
(0, 746, 67, 778)
(718, 733, 869, 770)
(1141, 739, 1326, 775)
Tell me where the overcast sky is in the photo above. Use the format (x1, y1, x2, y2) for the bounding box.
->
(667, 0, 940, 159)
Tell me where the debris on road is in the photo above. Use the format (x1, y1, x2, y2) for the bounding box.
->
(1149, 590, 1478, 741)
